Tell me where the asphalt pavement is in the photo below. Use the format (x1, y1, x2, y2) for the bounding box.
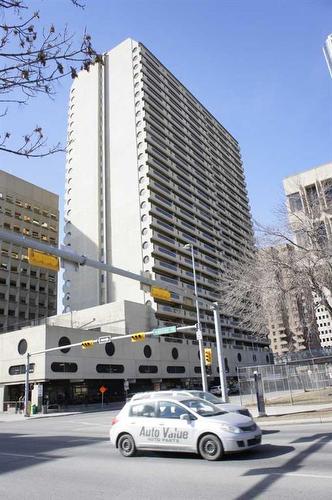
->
(1, 410, 332, 499)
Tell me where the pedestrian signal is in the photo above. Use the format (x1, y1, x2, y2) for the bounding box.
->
(82, 340, 94, 349)
(204, 348, 212, 366)
(131, 333, 145, 342)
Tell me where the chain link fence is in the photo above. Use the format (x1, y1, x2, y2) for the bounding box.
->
(237, 361, 332, 407)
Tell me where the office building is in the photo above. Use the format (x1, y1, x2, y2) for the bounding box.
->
(283, 162, 332, 348)
(0, 170, 58, 333)
(63, 38, 270, 360)
(264, 245, 319, 356)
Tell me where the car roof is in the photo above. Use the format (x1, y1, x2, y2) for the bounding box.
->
(128, 394, 195, 405)
(131, 390, 192, 400)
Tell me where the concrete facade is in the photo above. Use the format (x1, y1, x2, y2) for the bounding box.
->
(63, 38, 270, 359)
(0, 301, 272, 409)
(0, 170, 59, 333)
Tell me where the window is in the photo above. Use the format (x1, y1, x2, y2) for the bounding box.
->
(9, 363, 34, 375)
(96, 364, 124, 373)
(144, 345, 152, 358)
(172, 347, 178, 360)
(105, 342, 115, 357)
(58, 336, 71, 353)
(139, 365, 158, 373)
(288, 193, 302, 212)
(18, 339, 27, 355)
(167, 366, 185, 373)
(157, 401, 189, 419)
(130, 403, 156, 418)
(51, 362, 77, 373)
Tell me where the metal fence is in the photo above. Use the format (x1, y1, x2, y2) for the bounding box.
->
(237, 361, 332, 406)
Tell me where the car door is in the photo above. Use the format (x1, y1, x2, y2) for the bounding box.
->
(152, 400, 197, 452)
(127, 401, 159, 449)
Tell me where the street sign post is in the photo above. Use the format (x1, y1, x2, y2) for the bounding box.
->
(99, 385, 108, 407)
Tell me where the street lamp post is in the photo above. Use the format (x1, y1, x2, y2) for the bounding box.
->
(185, 243, 208, 392)
(211, 302, 228, 403)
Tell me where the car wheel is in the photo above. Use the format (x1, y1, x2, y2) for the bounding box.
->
(198, 434, 224, 461)
(118, 433, 136, 457)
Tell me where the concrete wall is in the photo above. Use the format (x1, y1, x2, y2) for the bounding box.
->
(0, 322, 271, 385)
(63, 62, 101, 311)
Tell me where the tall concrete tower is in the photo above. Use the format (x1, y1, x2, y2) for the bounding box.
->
(63, 38, 269, 356)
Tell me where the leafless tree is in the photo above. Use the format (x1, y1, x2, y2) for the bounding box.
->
(220, 188, 332, 350)
(0, 0, 101, 157)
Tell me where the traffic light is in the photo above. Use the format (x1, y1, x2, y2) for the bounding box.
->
(131, 333, 145, 342)
(204, 348, 212, 366)
(81, 340, 94, 349)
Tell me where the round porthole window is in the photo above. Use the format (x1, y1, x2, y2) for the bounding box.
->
(144, 345, 152, 358)
(18, 339, 27, 355)
(142, 241, 149, 249)
(105, 342, 115, 357)
(58, 336, 71, 354)
(172, 348, 178, 360)
(143, 256, 150, 264)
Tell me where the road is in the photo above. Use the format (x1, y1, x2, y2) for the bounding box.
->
(0, 410, 332, 499)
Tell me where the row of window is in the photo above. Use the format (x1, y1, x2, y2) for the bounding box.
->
(0, 193, 58, 220)
(8, 363, 193, 375)
(1, 222, 57, 243)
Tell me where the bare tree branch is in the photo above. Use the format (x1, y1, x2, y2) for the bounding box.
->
(0, 0, 102, 158)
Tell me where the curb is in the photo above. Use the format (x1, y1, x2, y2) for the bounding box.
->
(258, 416, 332, 426)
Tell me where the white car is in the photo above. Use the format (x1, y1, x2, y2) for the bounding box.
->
(110, 395, 262, 461)
(131, 390, 252, 418)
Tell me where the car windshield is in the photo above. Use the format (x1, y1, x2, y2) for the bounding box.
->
(190, 391, 222, 405)
(181, 399, 226, 417)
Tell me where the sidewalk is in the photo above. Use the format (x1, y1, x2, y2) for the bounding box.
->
(252, 402, 332, 426)
(0, 402, 123, 423)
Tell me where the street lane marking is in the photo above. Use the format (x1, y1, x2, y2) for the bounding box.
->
(0, 452, 50, 461)
(271, 472, 332, 480)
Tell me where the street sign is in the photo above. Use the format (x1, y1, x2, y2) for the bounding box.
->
(196, 331, 203, 341)
(150, 286, 171, 301)
(98, 336, 112, 344)
(81, 340, 94, 349)
(131, 332, 145, 342)
(99, 385, 108, 394)
(28, 248, 60, 272)
(152, 325, 177, 336)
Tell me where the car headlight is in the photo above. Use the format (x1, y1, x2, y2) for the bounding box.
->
(220, 423, 241, 434)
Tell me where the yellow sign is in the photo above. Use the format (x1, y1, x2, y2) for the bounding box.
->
(131, 333, 145, 342)
(82, 340, 94, 349)
(28, 248, 60, 272)
(204, 348, 212, 366)
(150, 287, 171, 301)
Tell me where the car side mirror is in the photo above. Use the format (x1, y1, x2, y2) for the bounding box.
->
(180, 413, 191, 421)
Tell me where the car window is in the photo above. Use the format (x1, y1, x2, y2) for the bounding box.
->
(129, 403, 156, 418)
(157, 401, 190, 419)
(181, 399, 226, 417)
(195, 391, 221, 404)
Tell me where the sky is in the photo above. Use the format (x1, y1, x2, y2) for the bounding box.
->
(1, 0, 331, 233)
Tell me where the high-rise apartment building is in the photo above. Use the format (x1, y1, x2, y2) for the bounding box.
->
(63, 38, 270, 356)
(0, 170, 58, 333)
(323, 34, 332, 78)
(283, 162, 332, 348)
